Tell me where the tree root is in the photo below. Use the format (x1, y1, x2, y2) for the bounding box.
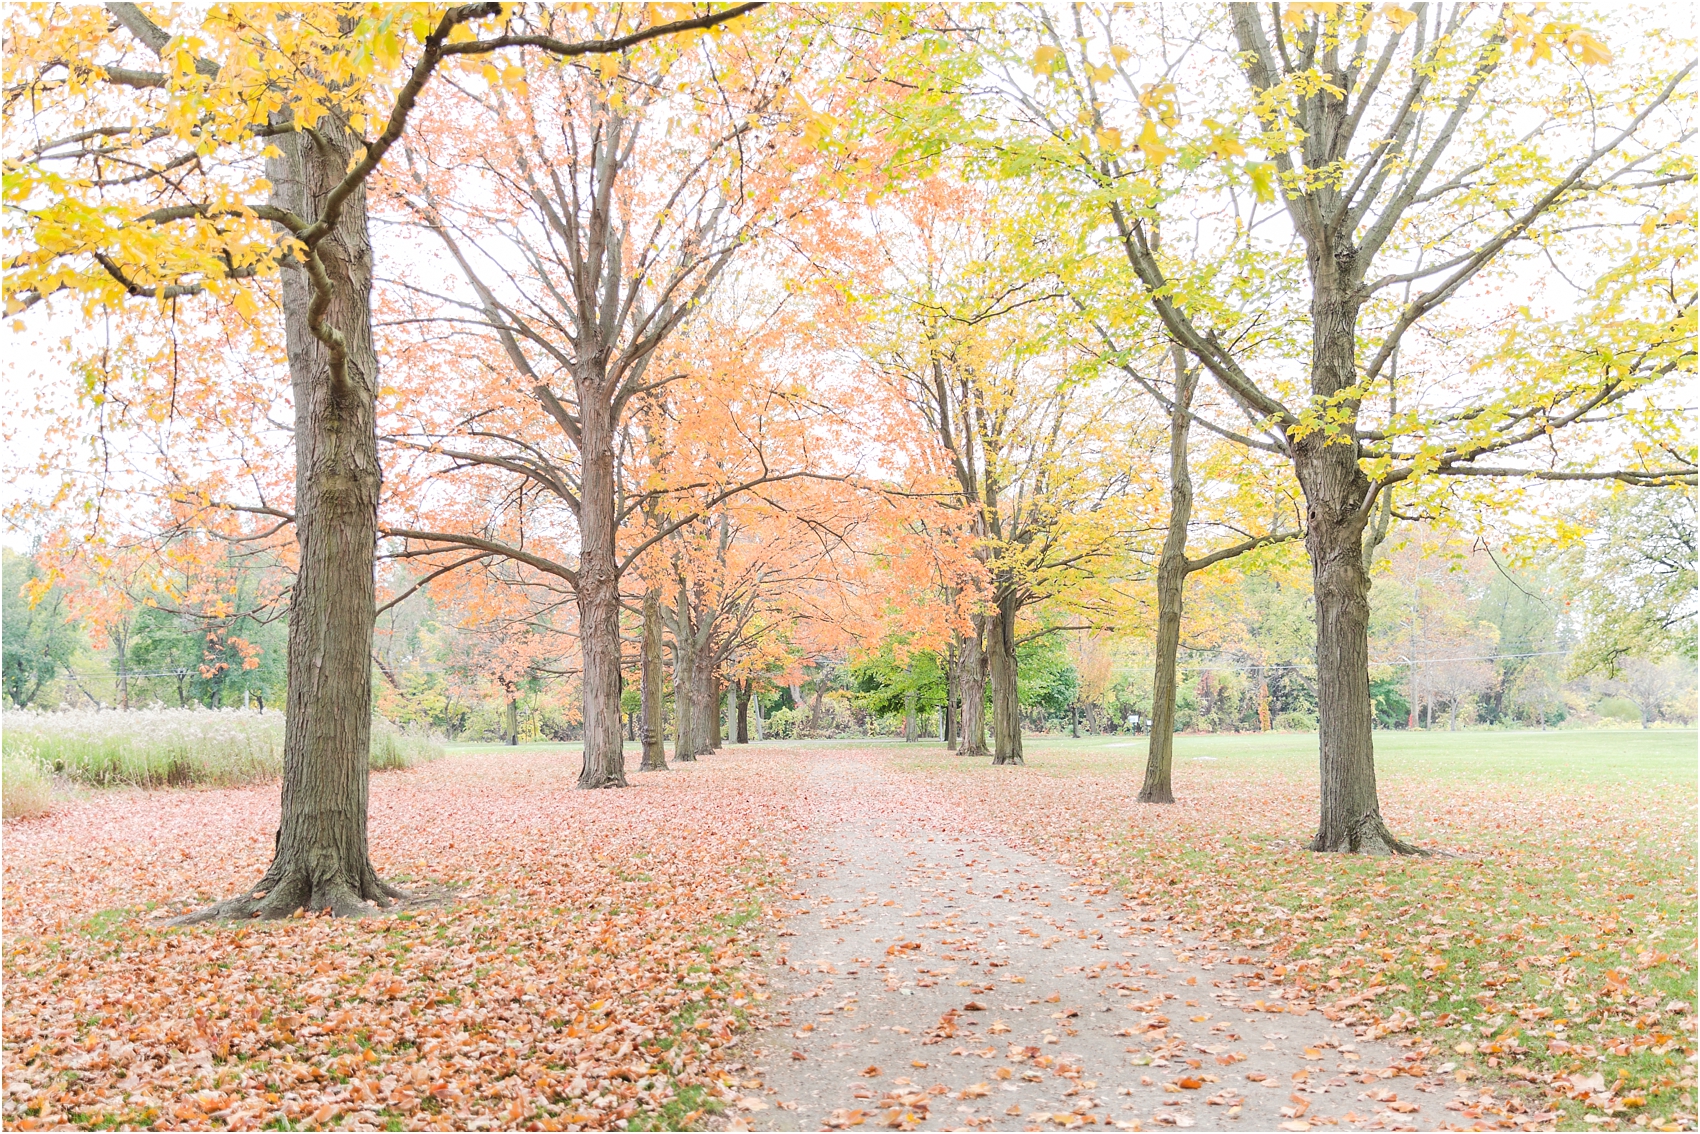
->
(1311, 810, 1430, 856)
(166, 864, 422, 925)
(1137, 784, 1176, 804)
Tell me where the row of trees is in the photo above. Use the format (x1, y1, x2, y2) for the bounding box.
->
(6, 3, 1692, 916)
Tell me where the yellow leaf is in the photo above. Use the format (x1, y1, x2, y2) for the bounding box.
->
(1110, 45, 1131, 63)
(1247, 162, 1276, 203)
(1384, 6, 1417, 32)
(1136, 120, 1174, 167)
(1089, 63, 1114, 83)
(1568, 31, 1612, 65)
(597, 53, 620, 83)
(1095, 127, 1122, 152)
(1031, 45, 1061, 74)
(1212, 132, 1247, 158)
(232, 288, 258, 319)
(1640, 215, 1658, 236)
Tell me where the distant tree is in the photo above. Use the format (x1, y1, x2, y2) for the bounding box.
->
(2, 550, 82, 708)
(1570, 490, 1698, 676)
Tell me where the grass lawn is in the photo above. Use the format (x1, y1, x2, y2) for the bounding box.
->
(1016, 726, 1699, 787)
(895, 728, 1699, 1130)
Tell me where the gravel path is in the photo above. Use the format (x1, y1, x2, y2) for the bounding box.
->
(744, 751, 1445, 1132)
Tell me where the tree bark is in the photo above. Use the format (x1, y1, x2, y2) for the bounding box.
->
(1297, 282, 1421, 855)
(988, 588, 1023, 765)
(672, 630, 697, 762)
(708, 673, 723, 750)
(575, 388, 627, 788)
(958, 618, 988, 756)
(736, 680, 751, 743)
(1141, 355, 1198, 804)
(639, 588, 667, 770)
(690, 648, 715, 755)
(175, 113, 400, 923)
(505, 694, 519, 746)
(903, 687, 917, 742)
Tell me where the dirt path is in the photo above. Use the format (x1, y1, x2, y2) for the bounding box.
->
(746, 751, 1443, 1132)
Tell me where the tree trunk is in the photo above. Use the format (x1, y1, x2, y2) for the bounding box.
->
(709, 674, 723, 750)
(959, 618, 988, 757)
(1296, 288, 1421, 855)
(691, 648, 715, 755)
(988, 588, 1023, 765)
(174, 113, 399, 923)
(115, 628, 130, 711)
(943, 640, 958, 749)
(575, 388, 627, 789)
(639, 588, 667, 770)
(672, 631, 697, 762)
(505, 694, 519, 746)
(903, 688, 917, 742)
(736, 680, 751, 743)
(1141, 356, 1198, 804)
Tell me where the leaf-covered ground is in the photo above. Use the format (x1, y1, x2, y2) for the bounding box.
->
(4, 734, 1694, 1132)
(2, 751, 804, 1131)
(896, 732, 1698, 1131)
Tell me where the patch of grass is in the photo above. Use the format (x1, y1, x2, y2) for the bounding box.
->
(897, 730, 1699, 1128)
(1008, 727, 1698, 787)
(1, 706, 444, 789)
(2, 749, 55, 819)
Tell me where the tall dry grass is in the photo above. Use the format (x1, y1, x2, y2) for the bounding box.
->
(1, 707, 444, 817)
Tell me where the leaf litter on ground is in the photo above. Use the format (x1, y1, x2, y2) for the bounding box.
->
(2, 749, 803, 1131)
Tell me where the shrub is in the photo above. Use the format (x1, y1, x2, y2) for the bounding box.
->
(1274, 710, 1317, 732)
(2, 750, 54, 819)
(1595, 695, 1643, 724)
(764, 707, 799, 739)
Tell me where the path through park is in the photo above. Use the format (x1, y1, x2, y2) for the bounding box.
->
(749, 751, 1442, 1132)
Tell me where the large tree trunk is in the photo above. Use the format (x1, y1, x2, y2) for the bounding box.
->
(959, 618, 988, 757)
(1141, 356, 1197, 804)
(575, 391, 627, 789)
(690, 645, 715, 755)
(672, 630, 697, 762)
(505, 694, 519, 746)
(1297, 286, 1420, 855)
(175, 114, 398, 922)
(639, 588, 667, 770)
(736, 680, 751, 743)
(988, 588, 1023, 765)
(903, 688, 917, 742)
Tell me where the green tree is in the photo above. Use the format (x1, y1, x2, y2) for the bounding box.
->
(1570, 489, 1698, 675)
(2, 550, 82, 708)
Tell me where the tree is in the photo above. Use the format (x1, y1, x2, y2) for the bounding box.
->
(1568, 488, 1698, 676)
(987, 3, 1695, 851)
(846, 176, 1138, 764)
(1088, 341, 1300, 803)
(374, 5, 887, 786)
(7, 1, 760, 916)
(1, 549, 82, 708)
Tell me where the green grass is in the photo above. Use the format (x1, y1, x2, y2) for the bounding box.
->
(1003, 727, 1700, 786)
